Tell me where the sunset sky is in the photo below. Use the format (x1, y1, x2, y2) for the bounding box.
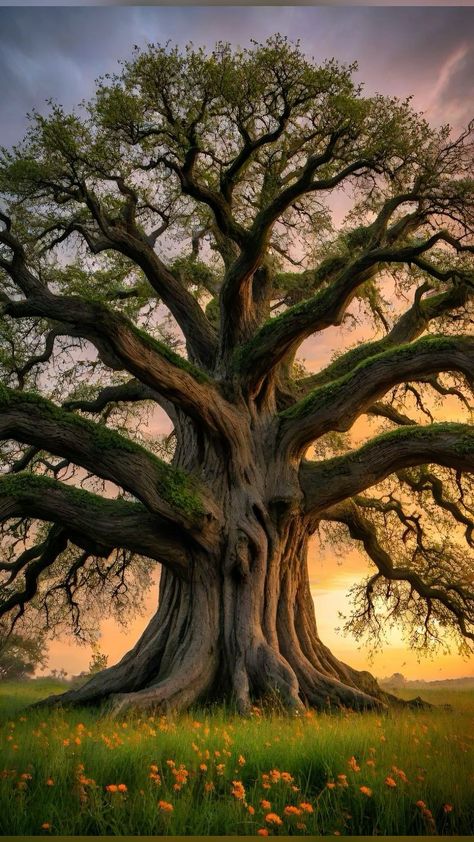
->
(1, 5, 473, 681)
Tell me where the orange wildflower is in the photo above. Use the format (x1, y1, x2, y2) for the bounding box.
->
(366, 759, 376, 768)
(326, 782, 336, 790)
(257, 829, 269, 836)
(296, 822, 306, 831)
(347, 756, 360, 773)
(166, 760, 175, 768)
(41, 823, 51, 831)
(204, 782, 215, 793)
(199, 763, 208, 772)
(117, 784, 127, 793)
(231, 780, 246, 801)
(238, 755, 246, 766)
(299, 802, 314, 813)
(260, 799, 272, 810)
(158, 800, 174, 812)
(392, 766, 408, 783)
(443, 804, 453, 814)
(385, 776, 397, 788)
(106, 784, 118, 793)
(150, 764, 159, 773)
(269, 769, 281, 783)
(360, 786, 373, 797)
(284, 806, 302, 816)
(46, 779, 54, 786)
(265, 813, 283, 826)
(248, 805, 255, 815)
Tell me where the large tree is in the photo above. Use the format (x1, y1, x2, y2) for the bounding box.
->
(0, 37, 473, 714)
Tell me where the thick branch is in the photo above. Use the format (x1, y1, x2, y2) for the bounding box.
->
(280, 336, 474, 454)
(0, 474, 189, 576)
(297, 283, 471, 394)
(301, 423, 474, 515)
(1, 247, 236, 436)
(35, 191, 218, 368)
(366, 403, 417, 426)
(237, 232, 472, 390)
(0, 385, 215, 533)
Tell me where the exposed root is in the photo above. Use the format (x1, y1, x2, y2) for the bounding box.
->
(250, 642, 305, 713)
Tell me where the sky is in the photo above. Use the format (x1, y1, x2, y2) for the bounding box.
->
(1, 5, 473, 682)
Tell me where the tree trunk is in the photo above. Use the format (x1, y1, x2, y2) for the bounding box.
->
(46, 422, 388, 715)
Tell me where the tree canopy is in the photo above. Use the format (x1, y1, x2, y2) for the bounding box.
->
(0, 37, 473, 700)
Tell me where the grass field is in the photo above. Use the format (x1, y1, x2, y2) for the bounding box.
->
(0, 679, 473, 836)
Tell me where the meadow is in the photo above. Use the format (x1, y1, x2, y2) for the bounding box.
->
(0, 679, 472, 836)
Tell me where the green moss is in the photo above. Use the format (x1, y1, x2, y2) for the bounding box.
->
(154, 463, 205, 519)
(205, 297, 220, 328)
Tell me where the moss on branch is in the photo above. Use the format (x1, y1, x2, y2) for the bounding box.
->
(280, 335, 471, 422)
(0, 385, 205, 520)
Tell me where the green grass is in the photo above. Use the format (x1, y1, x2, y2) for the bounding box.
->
(0, 680, 473, 836)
